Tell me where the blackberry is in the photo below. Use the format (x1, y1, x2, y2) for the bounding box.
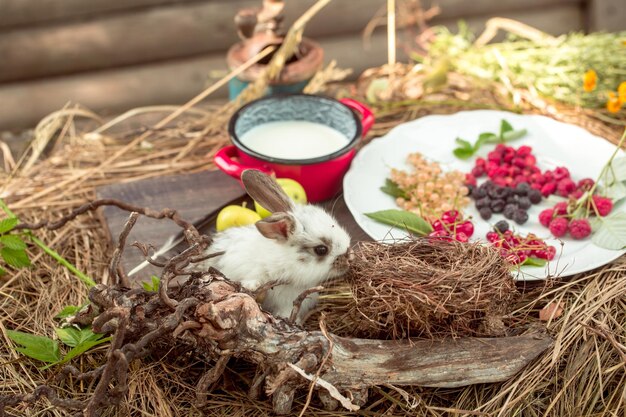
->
(503, 204, 517, 219)
(490, 199, 506, 213)
(528, 189, 542, 204)
(489, 186, 510, 200)
(506, 195, 519, 205)
(494, 220, 510, 233)
(472, 187, 487, 199)
(515, 182, 531, 195)
(517, 197, 532, 210)
(475, 197, 491, 210)
(513, 209, 529, 225)
(479, 207, 493, 220)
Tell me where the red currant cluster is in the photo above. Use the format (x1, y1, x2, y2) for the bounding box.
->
(428, 210, 474, 242)
(467, 144, 591, 199)
(538, 196, 613, 239)
(486, 220, 556, 265)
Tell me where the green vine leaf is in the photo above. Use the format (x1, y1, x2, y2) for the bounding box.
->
(592, 212, 626, 250)
(6, 330, 61, 363)
(55, 327, 103, 348)
(0, 234, 27, 250)
(0, 218, 18, 234)
(522, 257, 547, 267)
(364, 209, 433, 236)
(1, 247, 31, 268)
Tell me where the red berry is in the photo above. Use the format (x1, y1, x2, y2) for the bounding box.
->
(571, 190, 584, 199)
(569, 219, 592, 240)
(486, 231, 500, 243)
(455, 232, 469, 243)
(503, 152, 515, 163)
(540, 182, 557, 197)
(557, 179, 576, 197)
(553, 167, 570, 181)
(545, 246, 556, 260)
(530, 173, 545, 185)
(553, 202, 569, 216)
(475, 157, 486, 167)
(429, 230, 452, 240)
(441, 210, 460, 224)
(471, 165, 485, 177)
(431, 220, 445, 231)
(487, 151, 501, 163)
(465, 173, 477, 187)
(549, 217, 569, 238)
(577, 178, 595, 191)
(591, 195, 613, 217)
(456, 220, 474, 238)
(524, 155, 537, 166)
(539, 208, 555, 227)
(516, 145, 532, 156)
(512, 157, 526, 168)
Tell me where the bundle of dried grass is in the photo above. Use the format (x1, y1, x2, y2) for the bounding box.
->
(317, 239, 518, 339)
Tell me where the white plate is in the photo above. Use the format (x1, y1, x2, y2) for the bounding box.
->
(343, 110, 625, 280)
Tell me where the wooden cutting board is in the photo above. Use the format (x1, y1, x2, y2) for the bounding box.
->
(96, 169, 369, 281)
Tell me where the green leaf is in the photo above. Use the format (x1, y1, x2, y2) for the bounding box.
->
(50, 337, 112, 368)
(455, 137, 473, 150)
(0, 235, 27, 250)
(55, 327, 103, 348)
(453, 147, 475, 159)
(364, 209, 433, 236)
(55, 305, 82, 320)
(6, 330, 61, 363)
(476, 132, 498, 147)
(592, 212, 626, 250)
(522, 257, 547, 267)
(1, 247, 31, 268)
(500, 119, 514, 137)
(0, 218, 18, 234)
(502, 128, 528, 142)
(609, 156, 626, 182)
(380, 179, 408, 199)
(601, 180, 626, 204)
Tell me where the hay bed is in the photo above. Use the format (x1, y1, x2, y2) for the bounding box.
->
(0, 64, 625, 416)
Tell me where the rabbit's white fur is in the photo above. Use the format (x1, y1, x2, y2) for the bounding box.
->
(199, 204, 351, 321)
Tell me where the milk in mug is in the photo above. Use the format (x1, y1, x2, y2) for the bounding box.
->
(239, 120, 348, 160)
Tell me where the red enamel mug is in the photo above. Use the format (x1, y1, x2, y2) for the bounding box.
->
(215, 94, 374, 202)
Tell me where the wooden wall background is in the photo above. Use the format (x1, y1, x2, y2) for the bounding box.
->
(0, 0, 623, 130)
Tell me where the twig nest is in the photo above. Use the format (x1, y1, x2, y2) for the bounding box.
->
(319, 239, 518, 339)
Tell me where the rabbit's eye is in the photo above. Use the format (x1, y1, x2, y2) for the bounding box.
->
(314, 245, 328, 256)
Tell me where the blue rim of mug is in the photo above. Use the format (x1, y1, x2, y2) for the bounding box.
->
(227, 93, 363, 165)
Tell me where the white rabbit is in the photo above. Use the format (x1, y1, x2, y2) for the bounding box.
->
(197, 169, 351, 323)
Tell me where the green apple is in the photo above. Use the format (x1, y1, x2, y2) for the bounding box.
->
(216, 205, 262, 231)
(254, 178, 308, 218)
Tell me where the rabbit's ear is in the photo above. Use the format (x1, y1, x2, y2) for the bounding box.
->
(242, 169, 294, 213)
(256, 212, 296, 241)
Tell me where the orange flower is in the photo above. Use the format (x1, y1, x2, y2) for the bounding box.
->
(606, 92, 622, 113)
(618, 81, 626, 103)
(583, 69, 597, 92)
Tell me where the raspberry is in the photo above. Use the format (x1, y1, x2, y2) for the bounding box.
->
(475, 157, 486, 167)
(549, 217, 569, 238)
(591, 195, 613, 217)
(539, 208, 555, 227)
(553, 202, 569, 215)
(553, 167, 570, 181)
(540, 182, 557, 197)
(568, 219, 592, 240)
(570, 190, 584, 199)
(465, 173, 477, 187)
(556, 179, 576, 197)
(471, 165, 485, 177)
(577, 178, 595, 191)
(516, 145, 532, 156)
(524, 154, 537, 166)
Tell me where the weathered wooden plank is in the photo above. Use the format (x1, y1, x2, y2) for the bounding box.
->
(0, 0, 584, 83)
(0, 5, 583, 130)
(0, 0, 197, 28)
(588, 0, 626, 31)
